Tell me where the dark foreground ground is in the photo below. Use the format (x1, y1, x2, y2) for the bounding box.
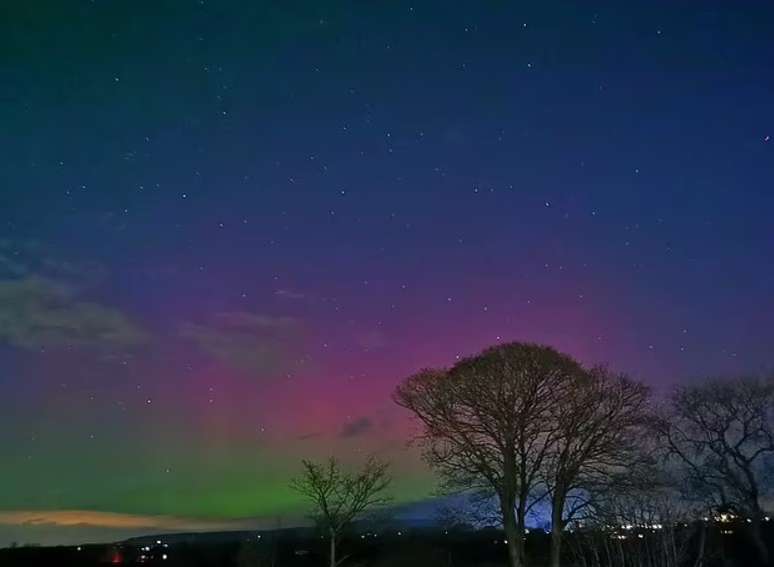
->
(1, 522, 771, 567)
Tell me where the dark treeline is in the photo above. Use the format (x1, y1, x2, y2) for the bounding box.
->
(1, 523, 772, 567)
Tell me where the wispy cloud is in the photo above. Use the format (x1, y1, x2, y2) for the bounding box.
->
(339, 417, 374, 438)
(0, 510, 250, 531)
(0, 510, 307, 547)
(273, 288, 306, 301)
(0, 277, 146, 350)
(356, 328, 389, 351)
(296, 432, 322, 441)
(0, 240, 106, 287)
(180, 312, 304, 377)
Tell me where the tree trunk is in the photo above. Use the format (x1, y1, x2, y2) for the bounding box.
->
(503, 500, 522, 567)
(549, 490, 564, 567)
(750, 514, 770, 566)
(515, 484, 531, 567)
(502, 453, 523, 567)
(692, 522, 705, 567)
(329, 527, 337, 567)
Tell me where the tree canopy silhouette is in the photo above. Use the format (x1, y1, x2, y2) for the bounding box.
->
(290, 456, 391, 567)
(395, 342, 650, 567)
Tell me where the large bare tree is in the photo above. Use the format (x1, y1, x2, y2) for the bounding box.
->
(290, 456, 391, 567)
(544, 367, 651, 567)
(657, 376, 774, 565)
(394, 342, 585, 567)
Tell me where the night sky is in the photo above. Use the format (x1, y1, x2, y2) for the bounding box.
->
(2, 0, 774, 546)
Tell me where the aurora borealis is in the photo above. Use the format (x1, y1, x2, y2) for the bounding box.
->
(2, 0, 774, 547)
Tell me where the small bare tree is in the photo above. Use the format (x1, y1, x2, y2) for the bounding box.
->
(568, 462, 702, 567)
(290, 456, 391, 567)
(657, 376, 774, 565)
(394, 342, 585, 567)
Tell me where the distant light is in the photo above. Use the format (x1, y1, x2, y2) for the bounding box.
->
(76, 546, 82, 551)
(156, 540, 162, 545)
(162, 553, 168, 560)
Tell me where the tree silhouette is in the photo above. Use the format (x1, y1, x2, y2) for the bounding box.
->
(657, 376, 774, 565)
(290, 455, 391, 567)
(543, 367, 650, 567)
(394, 342, 585, 567)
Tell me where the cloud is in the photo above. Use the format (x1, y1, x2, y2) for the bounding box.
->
(180, 312, 303, 376)
(0, 240, 106, 287)
(0, 277, 147, 350)
(296, 432, 321, 441)
(0, 252, 27, 277)
(356, 328, 389, 351)
(273, 288, 306, 301)
(0, 510, 308, 547)
(0, 510, 249, 531)
(339, 417, 374, 438)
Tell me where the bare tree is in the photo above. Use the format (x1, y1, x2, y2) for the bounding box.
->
(568, 460, 704, 567)
(394, 342, 586, 567)
(290, 456, 391, 567)
(657, 376, 774, 565)
(544, 368, 651, 567)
